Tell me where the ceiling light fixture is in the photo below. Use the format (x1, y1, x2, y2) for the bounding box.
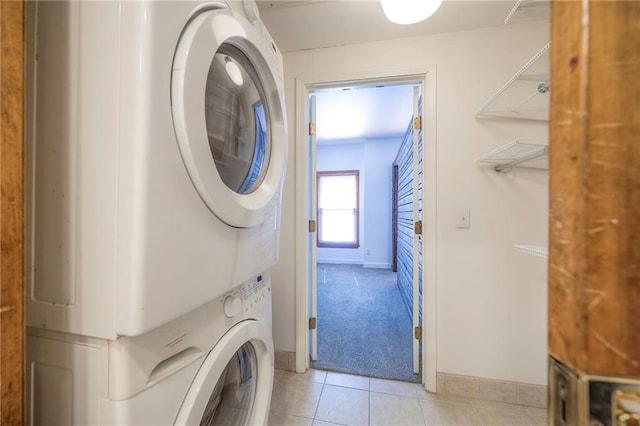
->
(380, 0, 443, 25)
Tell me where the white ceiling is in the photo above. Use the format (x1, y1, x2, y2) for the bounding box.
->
(313, 84, 416, 141)
(255, 0, 540, 140)
(256, 0, 517, 53)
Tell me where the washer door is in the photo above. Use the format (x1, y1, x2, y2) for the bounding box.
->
(171, 8, 286, 228)
(174, 321, 274, 425)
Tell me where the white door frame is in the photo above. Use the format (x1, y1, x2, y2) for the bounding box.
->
(293, 66, 438, 392)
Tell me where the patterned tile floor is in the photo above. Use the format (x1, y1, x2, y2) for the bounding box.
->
(269, 369, 547, 426)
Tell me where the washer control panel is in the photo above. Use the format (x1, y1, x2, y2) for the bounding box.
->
(220, 274, 270, 319)
(241, 274, 269, 313)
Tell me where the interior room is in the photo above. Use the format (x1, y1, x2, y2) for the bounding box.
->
(2, 0, 638, 425)
(310, 84, 419, 383)
(265, 1, 550, 423)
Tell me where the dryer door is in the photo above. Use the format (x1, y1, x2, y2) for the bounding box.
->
(174, 320, 274, 425)
(171, 8, 286, 228)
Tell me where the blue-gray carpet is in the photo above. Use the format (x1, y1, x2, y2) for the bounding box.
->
(311, 263, 420, 383)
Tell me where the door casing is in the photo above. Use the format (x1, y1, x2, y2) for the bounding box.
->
(1, 1, 26, 422)
(293, 67, 437, 391)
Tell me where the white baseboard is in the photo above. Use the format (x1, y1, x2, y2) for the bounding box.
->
(274, 350, 296, 372)
(363, 262, 392, 269)
(316, 260, 392, 268)
(437, 372, 548, 409)
(316, 259, 362, 265)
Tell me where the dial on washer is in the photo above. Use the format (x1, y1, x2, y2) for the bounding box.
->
(223, 295, 242, 318)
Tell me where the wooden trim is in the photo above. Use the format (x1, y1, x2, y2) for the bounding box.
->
(548, 0, 588, 375)
(0, 0, 26, 423)
(392, 164, 398, 272)
(549, 0, 640, 377)
(316, 170, 360, 249)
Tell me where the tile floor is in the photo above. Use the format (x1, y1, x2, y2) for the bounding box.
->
(269, 369, 547, 426)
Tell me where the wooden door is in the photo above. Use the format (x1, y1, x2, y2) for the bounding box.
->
(392, 85, 423, 377)
(1, 1, 26, 423)
(392, 164, 398, 272)
(308, 94, 318, 362)
(410, 86, 421, 374)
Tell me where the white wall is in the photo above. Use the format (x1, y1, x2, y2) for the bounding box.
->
(363, 137, 402, 269)
(271, 21, 550, 386)
(315, 138, 401, 267)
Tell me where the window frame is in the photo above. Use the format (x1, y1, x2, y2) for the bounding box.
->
(316, 170, 360, 249)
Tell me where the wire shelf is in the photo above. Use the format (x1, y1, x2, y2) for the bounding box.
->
(478, 138, 548, 172)
(514, 244, 548, 259)
(504, 0, 551, 25)
(476, 42, 551, 121)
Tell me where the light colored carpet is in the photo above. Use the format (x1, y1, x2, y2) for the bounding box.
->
(311, 263, 420, 383)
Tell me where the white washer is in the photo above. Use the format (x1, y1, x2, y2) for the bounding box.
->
(27, 273, 274, 425)
(26, 0, 287, 339)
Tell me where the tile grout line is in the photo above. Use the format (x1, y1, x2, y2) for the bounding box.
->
(415, 386, 428, 426)
(312, 380, 326, 423)
(315, 371, 330, 423)
(368, 385, 372, 426)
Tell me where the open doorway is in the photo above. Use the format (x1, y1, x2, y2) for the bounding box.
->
(307, 83, 422, 382)
(294, 70, 437, 392)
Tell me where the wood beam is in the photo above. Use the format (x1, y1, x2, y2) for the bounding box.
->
(549, 0, 640, 377)
(0, 0, 26, 423)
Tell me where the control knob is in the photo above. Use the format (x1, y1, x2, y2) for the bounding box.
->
(223, 295, 242, 318)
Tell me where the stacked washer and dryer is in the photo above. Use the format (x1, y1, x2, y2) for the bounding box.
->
(25, 1, 286, 424)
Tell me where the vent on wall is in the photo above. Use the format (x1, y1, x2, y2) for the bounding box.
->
(504, 0, 550, 25)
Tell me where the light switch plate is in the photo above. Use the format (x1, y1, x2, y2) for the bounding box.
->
(456, 209, 470, 228)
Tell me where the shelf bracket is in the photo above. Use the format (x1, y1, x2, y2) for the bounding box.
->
(494, 145, 549, 173)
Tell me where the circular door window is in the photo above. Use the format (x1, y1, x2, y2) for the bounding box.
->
(205, 44, 270, 195)
(174, 321, 273, 425)
(199, 343, 257, 425)
(172, 8, 286, 228)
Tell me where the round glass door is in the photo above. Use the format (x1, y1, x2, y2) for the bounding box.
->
(171, 7, 287, 228)
(174, 321, 273, 426)
(200, 343, 257, 425)
(205, 44, 270, 195)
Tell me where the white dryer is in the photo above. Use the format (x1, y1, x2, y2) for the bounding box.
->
(26, 0, 287, 339)
(27, 273, 274, 425)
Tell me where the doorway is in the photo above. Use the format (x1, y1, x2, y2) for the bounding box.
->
(306, 82, 423, 383)
(294, 70, 437, 391)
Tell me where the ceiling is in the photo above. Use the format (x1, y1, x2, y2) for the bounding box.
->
(313, 84, 416, 141)
(255, 0, 544, 141)
(256, 0, 518, 53)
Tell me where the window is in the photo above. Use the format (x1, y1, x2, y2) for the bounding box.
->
(317, 170, 359, 248)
